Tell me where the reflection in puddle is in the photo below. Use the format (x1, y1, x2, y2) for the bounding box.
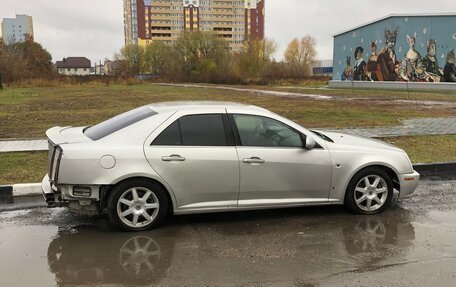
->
(119, 236, 161, 276)
(46, 208, 415, 285)
(47, 226, 175, 286)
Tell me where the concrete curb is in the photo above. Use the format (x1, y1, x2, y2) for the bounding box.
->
(413, 162, 456, 179)
(0, 183, 42, 205)
(1, 162, 455, 205)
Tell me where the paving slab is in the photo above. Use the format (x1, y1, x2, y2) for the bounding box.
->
(0, 139, 47, 152)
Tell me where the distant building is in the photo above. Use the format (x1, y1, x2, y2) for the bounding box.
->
(123, 0, 265, 51)
(56, 57, 92, 76)
(312, 59, 333, 77)
(1, 15, 34, 44)
(92, 60, 117, 75)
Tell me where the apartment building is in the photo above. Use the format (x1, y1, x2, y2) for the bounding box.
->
(1, 15, 34, 44)
(123, 0, 265, 51)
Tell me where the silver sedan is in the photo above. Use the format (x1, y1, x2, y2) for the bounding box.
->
(42, 102, 419, 231)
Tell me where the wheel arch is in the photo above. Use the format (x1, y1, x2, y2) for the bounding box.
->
(343, 164, 399, 213)
(346, 163, 400, 194)
(101, 175, 176, 215)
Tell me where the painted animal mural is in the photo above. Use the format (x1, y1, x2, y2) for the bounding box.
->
(353, 47, 366, 81)
(366, 42, 380, 81)
(399, 32, 426, 82)
(376, 27, 400, 81)
(422, 39, 444, 82)
(341, 56, 353, 81)
(444, 49, 456, 82)
(341, 27, 455, 83)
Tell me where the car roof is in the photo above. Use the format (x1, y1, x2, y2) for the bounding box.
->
(146, 101, 269, 113)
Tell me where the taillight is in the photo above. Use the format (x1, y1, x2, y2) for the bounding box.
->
(50, 146, 63, 181)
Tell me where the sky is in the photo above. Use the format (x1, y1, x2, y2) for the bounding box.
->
(0, 0, 454, 64)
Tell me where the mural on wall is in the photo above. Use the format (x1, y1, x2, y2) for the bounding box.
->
(341, 56, 353, 81)
(338, 18, 456, 83)
(444, 49, 456, 82)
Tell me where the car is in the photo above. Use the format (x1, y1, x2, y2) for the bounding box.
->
(42, 101, 420, 231)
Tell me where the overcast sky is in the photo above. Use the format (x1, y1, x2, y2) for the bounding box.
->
(0, 0, 454, 63)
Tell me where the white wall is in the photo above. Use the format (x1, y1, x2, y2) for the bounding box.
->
(58, 67, 91, 76)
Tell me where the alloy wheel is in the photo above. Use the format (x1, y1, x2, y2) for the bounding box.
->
(117, 187, 160, 228)
(353, 175, 389, 212)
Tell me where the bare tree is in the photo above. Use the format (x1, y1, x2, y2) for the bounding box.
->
(284, 35, 317, 77)
(235, 38, 277, 79)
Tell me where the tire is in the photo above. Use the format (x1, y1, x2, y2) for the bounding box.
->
(107, 179, 169, 231)
(344, 167, 394, 214)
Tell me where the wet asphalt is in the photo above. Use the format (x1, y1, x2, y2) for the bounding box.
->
(1, 180, 456, 287)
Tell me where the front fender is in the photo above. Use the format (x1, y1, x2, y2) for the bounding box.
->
(328, 149, 410, 202)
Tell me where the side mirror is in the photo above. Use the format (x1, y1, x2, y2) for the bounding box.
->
(304, 135, 316, 150)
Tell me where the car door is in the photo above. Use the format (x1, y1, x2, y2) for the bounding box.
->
(144, 111, 240, 211)
(229, 113, 332, 207)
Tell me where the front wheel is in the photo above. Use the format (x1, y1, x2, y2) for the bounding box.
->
(107, 179, 169, 231)
(345, 168, 394, 214)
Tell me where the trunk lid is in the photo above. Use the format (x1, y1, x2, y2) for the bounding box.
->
(46, 126, 91, 145)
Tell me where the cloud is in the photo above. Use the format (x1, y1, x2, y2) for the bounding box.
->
(1, 0, 454, 63)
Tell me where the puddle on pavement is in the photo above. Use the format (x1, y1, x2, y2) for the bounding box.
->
(0, 207, 411, 286)
(0, 206, 455, 286)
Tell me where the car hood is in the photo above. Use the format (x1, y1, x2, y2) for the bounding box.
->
(46, 126, 91, 145)
(316, 131, 403, 151)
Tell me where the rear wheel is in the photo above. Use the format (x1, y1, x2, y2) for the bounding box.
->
(107, 179, 168, 231)
(345, 167, 393, 214)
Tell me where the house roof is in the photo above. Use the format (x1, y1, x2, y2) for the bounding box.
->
(56, 57, 91, 69)
(333, 13, 456, 37)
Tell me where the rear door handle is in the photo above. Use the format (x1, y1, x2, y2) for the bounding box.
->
(243, 157, 265, 164)
(162, 154, 186, 162)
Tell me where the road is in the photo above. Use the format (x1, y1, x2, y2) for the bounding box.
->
(0, 180, 456, 286)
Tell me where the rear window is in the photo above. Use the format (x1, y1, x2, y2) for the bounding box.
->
(84, 106, 157, 140)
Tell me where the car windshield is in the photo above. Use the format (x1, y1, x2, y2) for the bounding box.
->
(84, 106, 157, 140)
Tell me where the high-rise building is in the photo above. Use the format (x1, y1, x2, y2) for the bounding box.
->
(123, 0, 265, 51)
(1, 15, 34, 44)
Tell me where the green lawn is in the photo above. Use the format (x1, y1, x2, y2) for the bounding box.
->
(0, 151, 47, 185)
(0, 83, 454, 184)
(265, 83, 456, 102)
(1, 135, 454, 184)
(1, 83, 455, 139)
(383, 135, 456, 163)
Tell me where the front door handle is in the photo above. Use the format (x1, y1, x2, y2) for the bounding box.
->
(162, 154, 186, 162)
(243, 157, 265, 164)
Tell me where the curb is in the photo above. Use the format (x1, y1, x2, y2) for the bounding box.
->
(1, 163, 455, 206)
(413, 162, 456, 179)
(0, 183, 42, 205)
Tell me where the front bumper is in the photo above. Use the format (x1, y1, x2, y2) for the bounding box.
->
(398, 170, 420, 199)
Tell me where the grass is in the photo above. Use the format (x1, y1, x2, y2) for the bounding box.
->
(0, 83, 454, 184)
(1, 135, 454, 184)
(383, 135, 456, 164)
(1, 83, 456, 139)
(0, 151, 47, 185)
(265, 84, 456, 102)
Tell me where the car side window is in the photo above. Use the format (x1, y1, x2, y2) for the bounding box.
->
(233, 114, 303, 148)
(152, 114, 228, 146)
(152, 120, 182, 145)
